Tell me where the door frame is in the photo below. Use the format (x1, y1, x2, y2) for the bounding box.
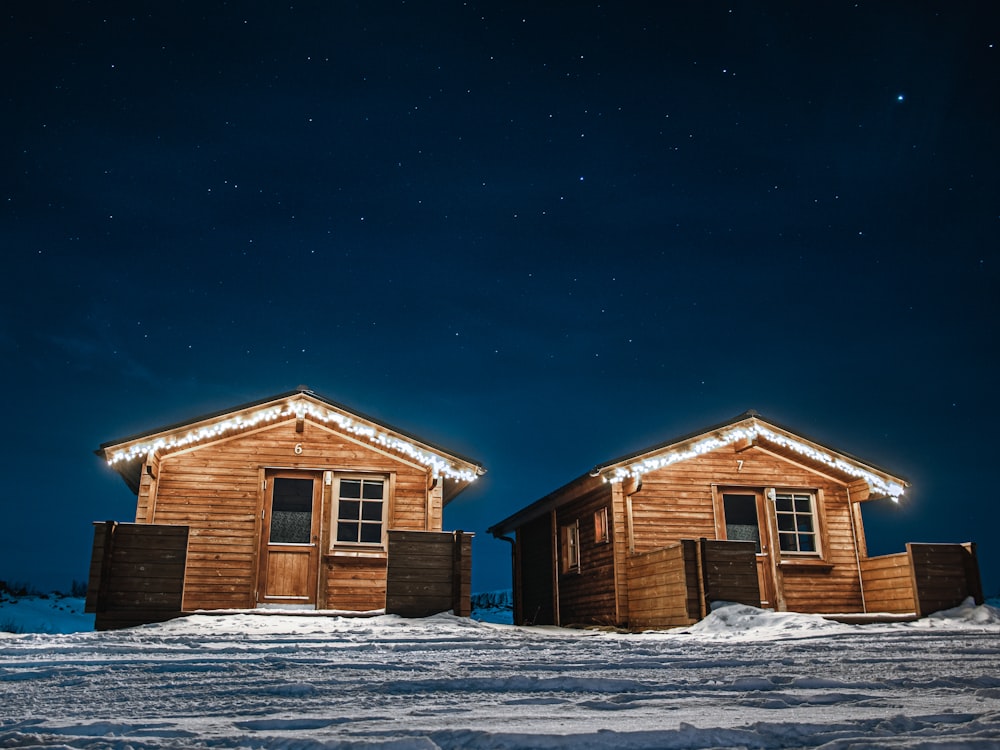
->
(256, 468, 323, 607)
(713, 486, 780, 609)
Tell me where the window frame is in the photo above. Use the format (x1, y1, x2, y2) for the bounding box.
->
(771, 489, 820, 556)
(594, 506, 610, 544)
(561, 520, 581, 573)
(332, 473, 389, 549)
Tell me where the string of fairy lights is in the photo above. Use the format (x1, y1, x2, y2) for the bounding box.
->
(603, 422, 905, 501)
(106, 397, 481, 483)
(107, 400, 902, 498)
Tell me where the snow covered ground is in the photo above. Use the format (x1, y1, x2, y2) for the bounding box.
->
(2, 597, 999, 748)
(0, 593, 94, 635)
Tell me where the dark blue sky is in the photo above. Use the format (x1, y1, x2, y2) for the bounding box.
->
(2, 2, 997, 597)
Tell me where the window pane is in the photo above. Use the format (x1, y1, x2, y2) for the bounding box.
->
(362, 481, 384, 500)
(272, 478, 313, 513)
(269, 478, 313, 544)
(337, 523, 359, 543)
(594, 507, 609, 543)
(335, 477, 386, 546)
(723, 494, 760, 553)
(361, 501, 383, 521)
(772, 491, 817, 554)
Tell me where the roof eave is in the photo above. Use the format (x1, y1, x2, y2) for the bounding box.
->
(593, 412, 908, 495)
(97, 387, 485, 485)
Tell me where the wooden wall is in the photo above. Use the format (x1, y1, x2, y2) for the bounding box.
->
(629, 444, 865, 614)
(385, 531, 472, 617)
(140, 417, 431, 611)
(555, 486, 617, 626)
(323, 556, 387, 612)
(86, 521, 188, 631)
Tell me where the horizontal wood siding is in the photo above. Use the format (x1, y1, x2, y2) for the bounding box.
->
(86, 522, 189, 630)
(700, 539, 760, 608)
(859, 552, 916, 614)
(860, 544, 982, 616)
(631, 445, 864, 614)
(556, 486, 617, 626)
(324, 555, 388, 611)
(516, 515, 554, 625)
(149, 417, 429, 611)
(626, 541, 698, 629)
(909, 543, 984, 616)
(385, 531, 472, 617)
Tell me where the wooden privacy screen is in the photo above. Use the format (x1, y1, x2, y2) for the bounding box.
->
(627, 540, 700, 629)
(86, 521, 189, 631)
(697, 539, 761, 612)
(385, 530, 473, 617)
(857, 542, 983, 616)
(627, 539, 760, 630)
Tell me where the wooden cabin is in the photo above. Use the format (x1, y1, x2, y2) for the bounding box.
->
(489, 411, 983, 629)
(89, 387, 484, 627)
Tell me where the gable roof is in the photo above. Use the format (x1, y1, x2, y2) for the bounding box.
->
(97, 387, 485, 502)
(488, 410, 907, 537)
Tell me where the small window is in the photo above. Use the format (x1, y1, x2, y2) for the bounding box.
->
(335, 476, 386, 546)
(561, 521, 580, 572)
(594, 507, 610, 544)
(723, 493, 761, 553)
(774, 491, 818, 554)
(269, 477, 314, 544)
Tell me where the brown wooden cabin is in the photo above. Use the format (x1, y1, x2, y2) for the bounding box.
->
(489, 411, 983, 629)
(89, 387, 484, 627)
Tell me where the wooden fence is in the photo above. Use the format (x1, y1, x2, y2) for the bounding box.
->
(860, 542, 983, 616)
(85, 521, 189, 631)
(626, 539, 760, 630)
(385, 530, 473, 617)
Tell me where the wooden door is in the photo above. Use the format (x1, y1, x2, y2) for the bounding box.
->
(720, 491, 776, 608)
(258, 471, 321, 607)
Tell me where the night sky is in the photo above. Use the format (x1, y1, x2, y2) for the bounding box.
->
(3, 3, 998, 599)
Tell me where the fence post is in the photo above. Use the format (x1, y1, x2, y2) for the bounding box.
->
(96, 520, 118, 616)
(964, 542, 984, 605)
(696, 538, 708, 619)
(452, 531, 472, 617)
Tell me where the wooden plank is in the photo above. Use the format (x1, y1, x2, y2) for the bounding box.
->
(85, 522, 189, 627)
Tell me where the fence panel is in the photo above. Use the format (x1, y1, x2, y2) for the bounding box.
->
(385, 530, 473, 617)
(85, 521, 189, 630)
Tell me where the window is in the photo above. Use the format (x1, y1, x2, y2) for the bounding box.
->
(594, 507, 610, 544)
(722, 493, 762, 553)
(561, 521, 580, 572)
(773, 491, 818, 554)
(269, 477, 314, 544)
(335, 476, 386, 546)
